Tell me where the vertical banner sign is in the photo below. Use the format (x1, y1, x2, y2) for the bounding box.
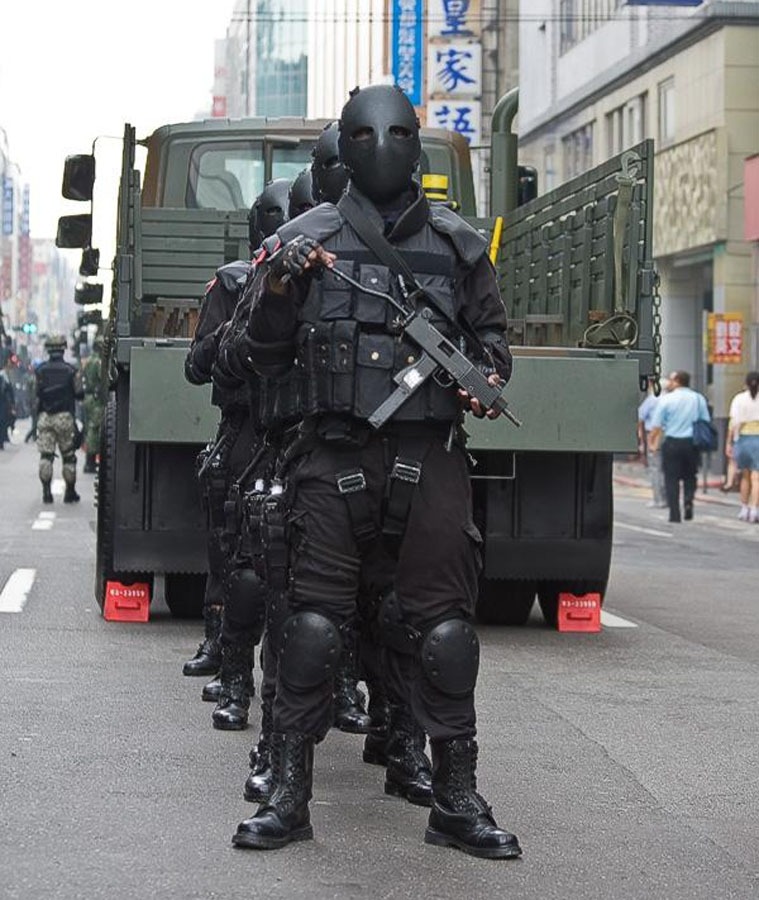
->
(426, 0, 483, 146)
(392, 0, 423, 106)
(708, 312, 743, 364)
(21, 185, 30, 236)
(2, 177, 14, 236)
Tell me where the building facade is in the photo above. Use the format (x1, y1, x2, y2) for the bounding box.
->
(517, 0, 759, 418)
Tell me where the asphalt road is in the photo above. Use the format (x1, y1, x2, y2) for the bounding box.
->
(1, 434, 757, 900)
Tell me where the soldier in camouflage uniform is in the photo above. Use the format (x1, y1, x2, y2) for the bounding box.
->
(82, 338, 104, 473)
(35, 335, 84, 504)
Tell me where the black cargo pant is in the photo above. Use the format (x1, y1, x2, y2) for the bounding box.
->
(201, 408, 260, 613)
(662, 437, 699, 522)
(275, 423, 481, 742)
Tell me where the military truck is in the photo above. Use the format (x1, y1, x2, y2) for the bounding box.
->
(56, 89, 656, 623)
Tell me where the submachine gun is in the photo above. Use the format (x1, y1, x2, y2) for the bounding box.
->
(327, 265, 522, 430)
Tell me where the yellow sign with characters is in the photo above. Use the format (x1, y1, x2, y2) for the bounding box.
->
(707, 312, 743, 364)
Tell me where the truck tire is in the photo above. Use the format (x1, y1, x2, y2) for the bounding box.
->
(164, 573, 206, 619)
(94, 394, 153, 612)
(537, 579, 607, 628)
(476, 579, 536, 626)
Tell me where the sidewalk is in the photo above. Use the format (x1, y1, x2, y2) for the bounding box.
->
(613, 458, 741, 509)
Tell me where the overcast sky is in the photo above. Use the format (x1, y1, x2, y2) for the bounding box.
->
(0, 0, 235, 240)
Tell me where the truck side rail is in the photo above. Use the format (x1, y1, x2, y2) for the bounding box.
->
(498, 140, 655, 360)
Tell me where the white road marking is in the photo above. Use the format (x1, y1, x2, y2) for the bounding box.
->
(32, 511, 56, 531)
(615, 521, 671, 538)
(601, 609, 638, 629)
(0, 568, 36, 613)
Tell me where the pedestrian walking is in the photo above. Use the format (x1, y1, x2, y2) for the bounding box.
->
(648, 370, 710, 523)
(726, 371, 759, 522)
(0, 368, 15, 449)
(637, 376, 667, 508)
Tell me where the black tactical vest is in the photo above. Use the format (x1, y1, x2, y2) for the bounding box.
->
(36, 358, 77, 415)
(289, 203, 475, 424)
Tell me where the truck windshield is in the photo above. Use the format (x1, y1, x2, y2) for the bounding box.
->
(187, 141, 314, 210)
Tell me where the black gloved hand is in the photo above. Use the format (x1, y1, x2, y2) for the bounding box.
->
(268, 235, 324, 283)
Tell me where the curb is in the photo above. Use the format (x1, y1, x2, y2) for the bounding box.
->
(613, 474, 740, 508)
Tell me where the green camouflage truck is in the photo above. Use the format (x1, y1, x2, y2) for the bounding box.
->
(56, 88, 657, 622)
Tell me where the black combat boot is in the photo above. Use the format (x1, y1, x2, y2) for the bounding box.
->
(425, 738, 522, 859)
(41, 480, 54, 504)
(182, 606, 222, 676)
(384, 703, 432, 807)
(201, 674, 222, 702)
(212, 641, 254, 730)
(63, 484, 80, 503)
(244, 695, 274, 803)
(362, 679, 390, 766)
(83, 452, 97, 474)
(232, 732, 314, 850)
(333, 639, 371, 734)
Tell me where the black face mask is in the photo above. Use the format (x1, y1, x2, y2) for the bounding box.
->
(338, 85, 421, 205)
(311, 121, 349, 204)
(288, 168, 316, 219)
(248, 177, 290, 248)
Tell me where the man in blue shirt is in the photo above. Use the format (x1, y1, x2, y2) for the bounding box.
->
(648, 370, 710, 523)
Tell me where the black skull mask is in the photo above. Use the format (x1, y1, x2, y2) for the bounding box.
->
(311, 121, 349, 204)
(288, 168, 316, 219)
(338, 85, 421, 205)
(248, 177, 290, 248)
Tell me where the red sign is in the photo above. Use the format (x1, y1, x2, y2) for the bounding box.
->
(211, 95, 227, 117)
(708, 313, 743, 364)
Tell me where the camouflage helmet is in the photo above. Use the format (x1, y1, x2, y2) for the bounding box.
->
(44, 334, 67, 352)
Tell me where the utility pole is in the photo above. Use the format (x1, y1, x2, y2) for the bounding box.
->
(245, 0, 251, 116)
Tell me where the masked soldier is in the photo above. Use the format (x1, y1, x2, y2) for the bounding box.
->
(183, 179, 291, 733)
(81, 337, 104, 474)
(35, 335, 84, 503)
(232, 85, 521, 859)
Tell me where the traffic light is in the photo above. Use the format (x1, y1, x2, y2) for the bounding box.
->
(74, 282, 103, 305)
(77, 308, 102, 328)
(21, 322, 38, 334)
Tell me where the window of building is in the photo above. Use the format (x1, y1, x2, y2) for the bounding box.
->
(562, 122, 594, 180)
(544, 146, 557, 192)
(658, 77, 675, 146)
(606, 93, 647, 156)
(560, 0, 626, 55)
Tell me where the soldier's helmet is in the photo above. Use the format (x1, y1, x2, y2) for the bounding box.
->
(338, 84, 421, 205)
(288, 168, 315, 219)
(311, 121, 349, 204)
(248, 178, 291, 250)
(44, 334, 67, 353)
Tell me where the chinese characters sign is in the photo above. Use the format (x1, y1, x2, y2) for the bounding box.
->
(425, 0, 482, 146)
(392, 0, 423, 107)
(2, 177, 13, 236)
(427, 42, 482, 96)
(708, 313, 743, 364)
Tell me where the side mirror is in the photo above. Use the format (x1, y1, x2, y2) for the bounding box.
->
(74, 282, 104, 305)
(517, 166, 538, 206)
(62, 154, 95, 201)
(77, 308, 103, 327)
(79, 247, 100, 276)
(56, 214, 92, 249)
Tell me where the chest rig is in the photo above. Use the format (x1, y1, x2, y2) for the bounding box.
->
(294, 220, 463, 425)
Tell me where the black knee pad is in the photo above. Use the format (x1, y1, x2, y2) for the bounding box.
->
(41, 452, 55, 462)
(420, 619, 480, 698)
(225, 567, 267, 631)
(279, 611, 342, 691)
(62, 453, 77, 466)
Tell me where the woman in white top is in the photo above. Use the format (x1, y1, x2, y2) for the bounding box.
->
(726, 371, 759, 522)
